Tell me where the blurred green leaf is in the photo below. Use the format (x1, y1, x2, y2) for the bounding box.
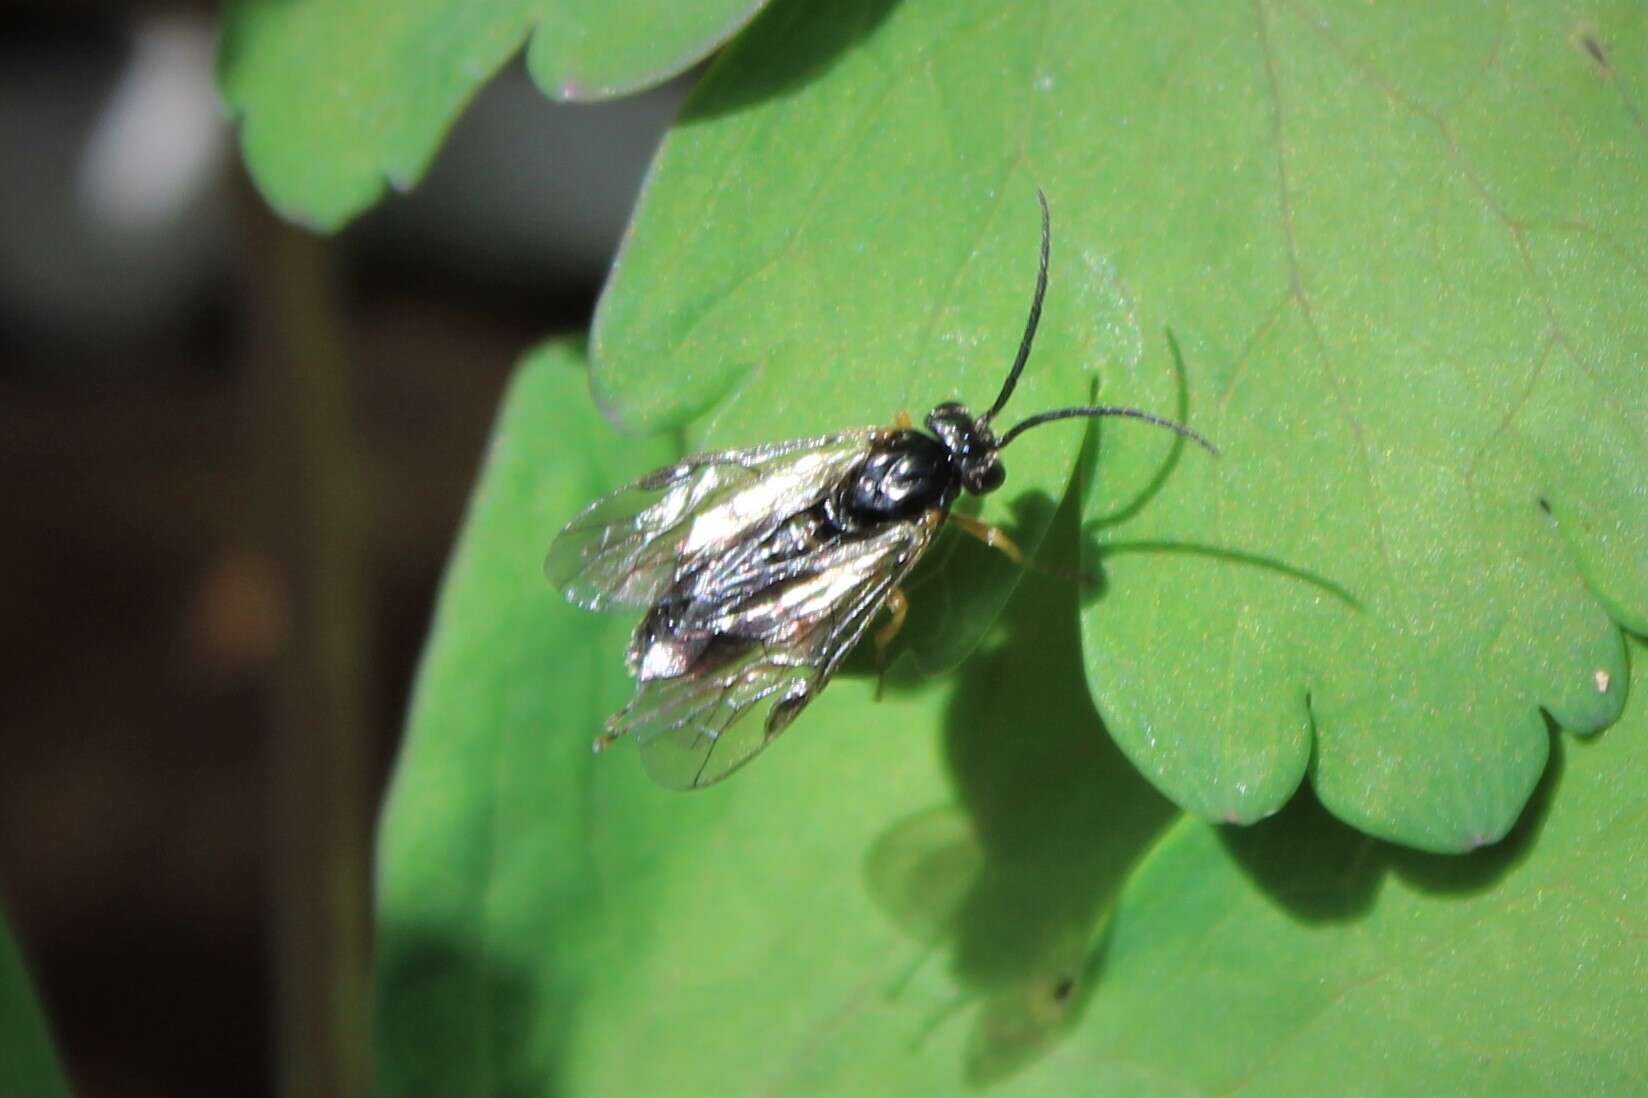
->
(376, 343, 1648, 1091)
(592, 0, 1647, 849)
(0, 910, 70, 1098)
(218, 0, 771, 229)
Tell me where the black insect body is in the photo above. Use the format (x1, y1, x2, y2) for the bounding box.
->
(548, 193, 1216, 789)
(832, 426, 965, 524)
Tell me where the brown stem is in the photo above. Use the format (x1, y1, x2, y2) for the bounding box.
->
(236, 175, 373, 1098)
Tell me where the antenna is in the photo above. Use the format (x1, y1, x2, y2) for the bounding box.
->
(997, 405, 1219, 455)
(979, 189, 1051, 427)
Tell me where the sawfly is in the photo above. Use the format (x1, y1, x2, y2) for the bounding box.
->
(548, 192, 1216, 789)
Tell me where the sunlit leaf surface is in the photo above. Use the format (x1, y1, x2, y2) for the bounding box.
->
(592, 0, 1647, 849)
(377, 342, 1648, 1095)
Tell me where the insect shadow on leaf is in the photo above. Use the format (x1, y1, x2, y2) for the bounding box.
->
(1081, 327, 1363, 613)
(848, 487, 1107, 693)
(1089, 540, 1364, 613)
(374, 925, 557, 1098)
(1083, 327, 1204, 532)
(864, 490, 1178, 1087)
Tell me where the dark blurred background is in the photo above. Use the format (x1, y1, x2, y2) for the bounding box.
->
(1, 5, 686, 1095)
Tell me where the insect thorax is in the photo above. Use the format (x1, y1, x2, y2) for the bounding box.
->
(831, 430, 961, 527)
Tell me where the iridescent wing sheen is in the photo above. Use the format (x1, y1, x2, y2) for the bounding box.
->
(546, 432, 881, 612)
(615, 511, 944, 789)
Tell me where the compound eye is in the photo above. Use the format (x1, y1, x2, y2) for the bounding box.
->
(971, 460, 1006, 494)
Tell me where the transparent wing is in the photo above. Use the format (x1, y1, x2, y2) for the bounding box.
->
(546, 432, 879, 611)
(613, 513, 943, 789)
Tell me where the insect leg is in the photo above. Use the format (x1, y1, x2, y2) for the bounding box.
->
(592, 706, 631, 753)
(874, 587, 909, 700)
(876, 587, 910, 654)
(948, 512, 1026, 565)
(949, 513, 1096, 588)
(894, 410, 914, 429)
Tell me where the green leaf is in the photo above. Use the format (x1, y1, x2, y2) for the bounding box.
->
(0, 909, 71, 1098)
(1071, 0, 1646, 851)
(375, 342, 1648, 1091)
(218, 0, 771, 230)
(373, 339, 674, 1095)
(375, 368, 1174, 1092)
(1068, 666, 1648, 1096)
(591, 0, 1647, 849)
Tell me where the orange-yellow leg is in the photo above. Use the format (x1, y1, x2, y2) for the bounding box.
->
(592, 710, 626, 753)
(874, 587, 909, 700)
(894, 410, 914, 429)
(948, 512, 1026, 566)
(950, 513, 1095, 588)
(876, 587, 910, 654)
